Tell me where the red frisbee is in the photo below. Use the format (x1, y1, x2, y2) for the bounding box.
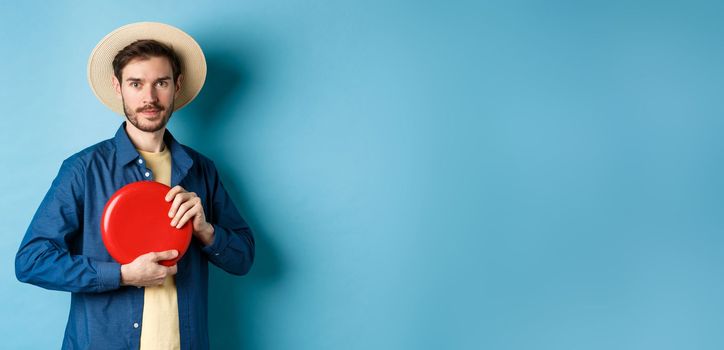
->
(101, 181, 192, 267)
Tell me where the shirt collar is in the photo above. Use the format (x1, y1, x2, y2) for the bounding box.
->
(113, 121, 194, 185)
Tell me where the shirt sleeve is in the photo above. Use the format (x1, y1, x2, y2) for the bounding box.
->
(201, 160, 255, 276)
(15, 157, 121, 293)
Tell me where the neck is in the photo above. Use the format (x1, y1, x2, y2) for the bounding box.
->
(125, 121, 166, 153)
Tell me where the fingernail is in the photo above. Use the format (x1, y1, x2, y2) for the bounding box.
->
(168, 211, 173, 217)
(171, 221, 176, 226)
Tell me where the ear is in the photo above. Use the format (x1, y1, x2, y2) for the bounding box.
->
(111, 75, 122, 99)
(174, 74, 184, 98)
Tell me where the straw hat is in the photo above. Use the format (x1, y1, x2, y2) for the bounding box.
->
(87, 22, 207, 115)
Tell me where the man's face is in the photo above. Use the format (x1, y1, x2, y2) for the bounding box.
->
(112, 56, 182, 133)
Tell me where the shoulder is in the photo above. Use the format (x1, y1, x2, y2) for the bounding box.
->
(45, 138, 114, 199)
(179, 144, 219, 173)
(60, 138, 115, 173)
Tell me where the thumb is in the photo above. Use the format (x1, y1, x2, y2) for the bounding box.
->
(152, 249, 179, 262)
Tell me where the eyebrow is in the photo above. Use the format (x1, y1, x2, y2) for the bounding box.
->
(124, 76, 172, 83)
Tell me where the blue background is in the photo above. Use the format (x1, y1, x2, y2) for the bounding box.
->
(2, 1, 724, 349)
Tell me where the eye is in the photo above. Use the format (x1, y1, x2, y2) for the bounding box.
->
(130, 82, 140, 88)
(156, 81, 169, 87)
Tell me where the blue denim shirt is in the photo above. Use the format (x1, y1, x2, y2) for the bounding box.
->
(15, 121, 255, 350)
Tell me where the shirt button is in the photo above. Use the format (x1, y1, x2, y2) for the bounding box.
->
(214, 253, 220, 256)
(133, 322, 139, 329)
(144, 172, 150, 177)
(138, 159, 143, 164)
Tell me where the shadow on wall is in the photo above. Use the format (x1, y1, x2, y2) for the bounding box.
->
(183, 46, 284, 349)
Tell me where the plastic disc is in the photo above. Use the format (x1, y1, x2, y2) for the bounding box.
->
(101, 181, 192, 267)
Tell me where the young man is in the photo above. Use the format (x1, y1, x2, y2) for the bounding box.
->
(15, 22, 255, 350)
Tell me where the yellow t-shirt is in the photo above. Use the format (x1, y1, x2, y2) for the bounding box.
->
(136, 143, 181, 350)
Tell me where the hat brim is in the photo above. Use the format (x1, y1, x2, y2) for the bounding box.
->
(87, 22, 207, 116)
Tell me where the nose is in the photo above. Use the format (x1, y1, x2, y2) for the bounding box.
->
(142, 84, 158, 105)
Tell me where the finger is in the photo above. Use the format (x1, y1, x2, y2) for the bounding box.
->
(151, 249, 179, 262)
(168, 192, 195, 218)
(167, 265, 178, 275)
(171, 197, 198, 226)
(165, 185, 186, 202)
(175, 200, 201, 228)
(139, 251, 159, 261)
(140, 251, 166, 264)
(168, 191, 189, 217)
(171, 200, 192, 226)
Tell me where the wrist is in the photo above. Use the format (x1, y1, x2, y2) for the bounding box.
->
(119, 264, 139, 287)
(196, 223, 215, 246)
(120, 264, 128, 286)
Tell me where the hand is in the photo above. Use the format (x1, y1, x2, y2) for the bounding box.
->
(165, 185, 215, 246)
(120, 250, 178, 287)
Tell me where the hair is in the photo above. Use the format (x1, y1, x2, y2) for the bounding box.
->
(112, 39, 182, 84)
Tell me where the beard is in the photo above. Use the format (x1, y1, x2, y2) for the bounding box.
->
(122, 97, 175, 133)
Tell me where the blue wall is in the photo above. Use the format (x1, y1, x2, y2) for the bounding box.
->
(3, 1, 724, 349)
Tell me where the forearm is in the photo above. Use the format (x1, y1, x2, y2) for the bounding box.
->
(202, 224, 255, 276)
(204, 160, 255, 276)
(16, 239, 121, 293)
(196, 223, 215, 247)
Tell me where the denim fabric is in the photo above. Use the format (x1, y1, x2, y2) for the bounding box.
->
(15, 121, 255, 349)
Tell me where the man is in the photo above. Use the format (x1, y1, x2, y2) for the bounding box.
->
(15, 22, 255, 350)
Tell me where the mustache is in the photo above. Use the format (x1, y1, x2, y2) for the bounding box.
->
(136, 104, 164, 113)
